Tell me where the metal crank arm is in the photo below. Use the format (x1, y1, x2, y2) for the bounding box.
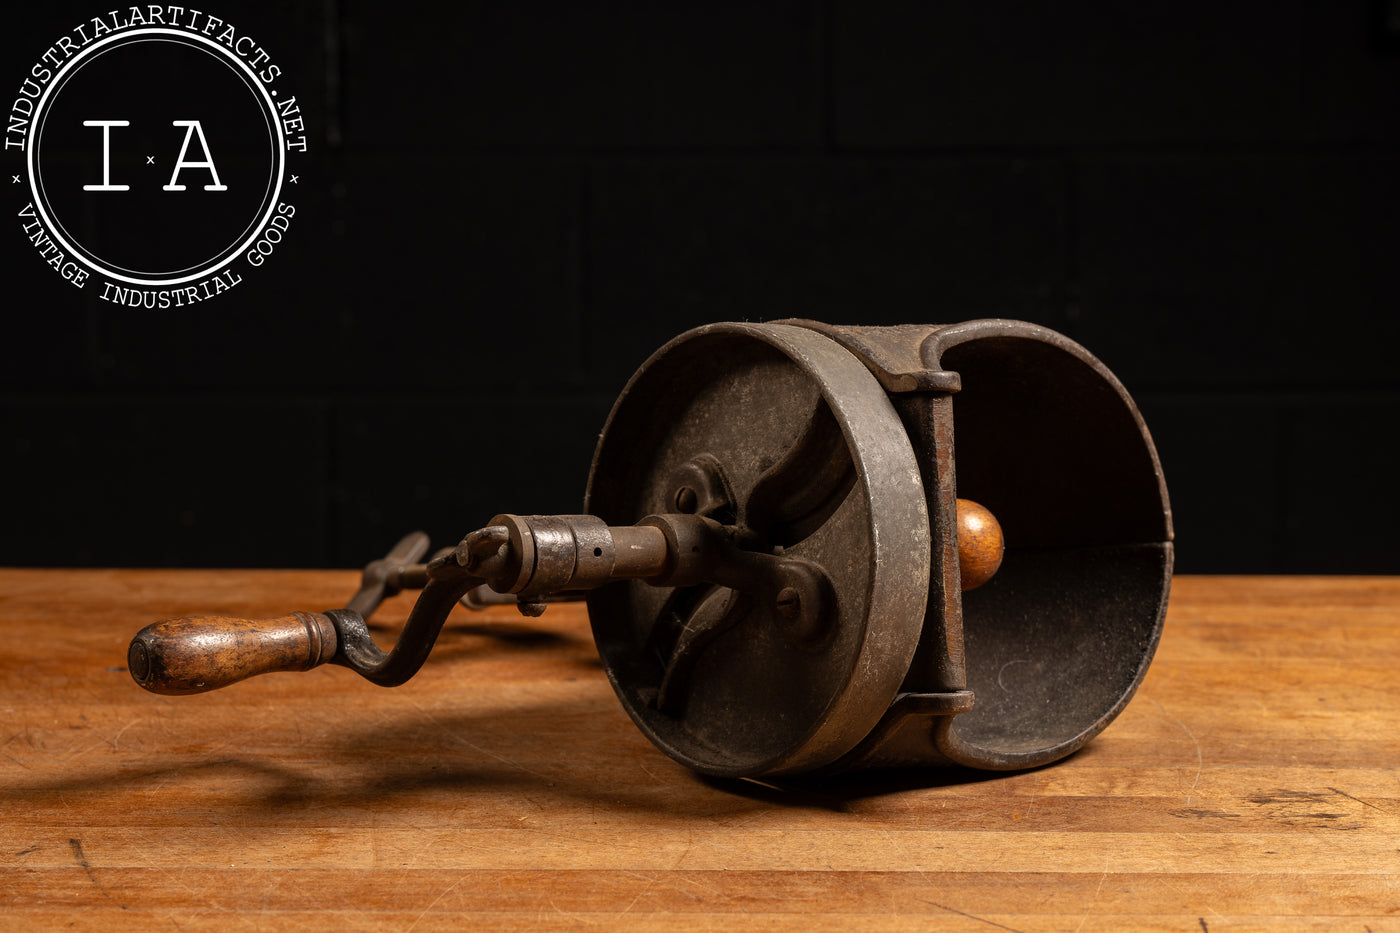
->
(128, 513, 850, 696)
(126, 528, 499, 695)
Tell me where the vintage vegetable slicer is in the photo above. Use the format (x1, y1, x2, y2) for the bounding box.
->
(129, 320, 1173, 778)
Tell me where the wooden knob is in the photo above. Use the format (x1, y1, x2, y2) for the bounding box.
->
(956, 498, 1004, 591)
(128, 612, 338, 695)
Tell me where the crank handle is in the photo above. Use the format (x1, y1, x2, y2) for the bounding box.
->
(128, 528, 496, 696)
(128, 505, 1003, 697)
(128, 611, 339, 696)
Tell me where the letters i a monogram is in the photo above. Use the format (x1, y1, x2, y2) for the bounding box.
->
(81, 120, 228, 192)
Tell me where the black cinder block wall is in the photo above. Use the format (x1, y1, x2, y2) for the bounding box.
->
(4, 2, 1398, 572)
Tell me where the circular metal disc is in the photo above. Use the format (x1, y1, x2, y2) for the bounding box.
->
(585, 323, 930, 778)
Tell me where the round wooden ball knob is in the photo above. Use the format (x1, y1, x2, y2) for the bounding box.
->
(956, 498, 1004, 591)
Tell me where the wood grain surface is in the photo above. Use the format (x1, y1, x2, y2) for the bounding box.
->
(1, 569, 1397, 930)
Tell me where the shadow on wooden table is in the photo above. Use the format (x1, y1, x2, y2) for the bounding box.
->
(704, 764, 1034, 810)
(2, 690, 1034, 827)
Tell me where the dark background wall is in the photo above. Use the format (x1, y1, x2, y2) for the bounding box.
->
(4, 1, 1398, 573)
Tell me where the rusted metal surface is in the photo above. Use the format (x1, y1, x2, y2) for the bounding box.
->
(586, 323, 931, 777)
(128, 319, 1172, 779)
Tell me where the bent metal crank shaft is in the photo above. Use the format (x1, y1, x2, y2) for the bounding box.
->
(128, 504, 1004, 697)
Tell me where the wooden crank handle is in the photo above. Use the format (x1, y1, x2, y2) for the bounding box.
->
(127, 612, 339, 695)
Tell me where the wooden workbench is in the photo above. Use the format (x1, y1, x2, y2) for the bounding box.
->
(1, 569, 1397, 930)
